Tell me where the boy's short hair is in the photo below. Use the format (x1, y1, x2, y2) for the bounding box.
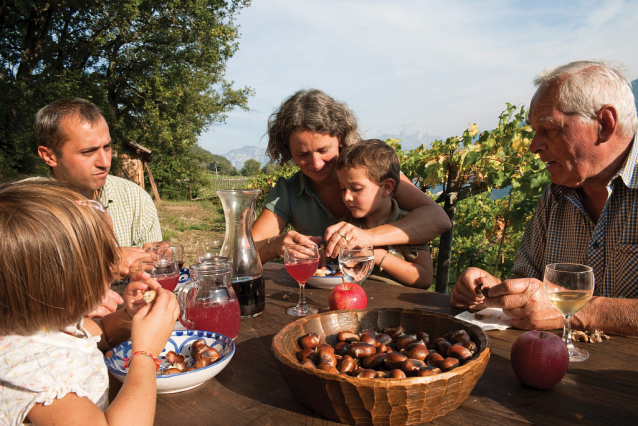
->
(0, 180, 119, 335)
(337, 139, 400, 193)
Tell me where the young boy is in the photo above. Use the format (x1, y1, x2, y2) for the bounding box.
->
(335, 139, 432, 289)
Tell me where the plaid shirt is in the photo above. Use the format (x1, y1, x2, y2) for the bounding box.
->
(512, 136, 638, 298)
(97, 175, 162, 248)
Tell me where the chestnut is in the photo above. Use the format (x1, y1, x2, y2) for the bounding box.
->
(356, 369, 378, 379)
(360, 332, 377, 346)
(463, 341, 478, 355)
(337, 331, 359, 343)
(436, 340, 452, 356)
(376, 343, 388, 353)
(317, 363, 339, 374)
(334, 341, 349, 356)
(426, 352, 444, 368)
(296, 348, 316, 363)
(390, 369, 407, 379)
(301, 359, 316, 369)
(383, 325, 405, 340)
(417, 366, 441, 376)
(194, 358, 212, 369)
(362, 352, 387, 370)
(415, 332, 430, 346)
(299, 333, 320, 349)
(403, 343, 429, 361)
(195, 347, 220, 363)
(317, 349, 337, 366)
(384, 352, 407, 370)
(401, 358, 425, 376)
(190, 339, 208, 357)
(337, 355, 356, 374)
(317, 343, 334, 353)
(375, 333, 393, 346)
(165, 350, 186, 365)
(396, 334, 417, 351)
(347, 342, 376, 358)
(447, 345, 473, 363)
(441, 357, 459, 372)
(162, 367, 182, 375)
(449, 330, 471, 345)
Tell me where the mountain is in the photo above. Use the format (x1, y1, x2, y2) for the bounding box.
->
(375, 131, 440, 151)
(222, 145, 269, 169)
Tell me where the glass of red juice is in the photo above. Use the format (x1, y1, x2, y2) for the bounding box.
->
(178, 258, 240, 340)
(284, 243, 319, 317)
(150, 243, 185, 270)
(138, 256, 180, 292)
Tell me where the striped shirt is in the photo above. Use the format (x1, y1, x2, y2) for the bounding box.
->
(97, 175, 162, 247)
(512, 136, 638, 298)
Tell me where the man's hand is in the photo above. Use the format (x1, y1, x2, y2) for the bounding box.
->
(115, 247, 149, 278)
(86, 289, 123, 318)
(483, 277, 563, 330)
(450, 267, 500, 309)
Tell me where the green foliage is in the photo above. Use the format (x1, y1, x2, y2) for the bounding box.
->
(249, 162, 300, 211)
(395, 104, 551, 282)
(261, 162, 277, 175)
(190, 145, 237, 175)
(0, 0, 253, 198)
(241, 159, 261, 176)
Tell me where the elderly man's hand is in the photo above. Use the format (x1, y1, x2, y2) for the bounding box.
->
(86, 289, 123, 318)
(450, 267, 500, 309)
(115, 247, 149, 278)
(483, 277, 564, 330)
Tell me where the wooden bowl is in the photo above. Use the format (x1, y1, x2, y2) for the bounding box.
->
(271, 308, 490, 425)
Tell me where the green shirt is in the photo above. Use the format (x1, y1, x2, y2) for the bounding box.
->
(264, 171, 338, 238)
(97, 175, 162, 247)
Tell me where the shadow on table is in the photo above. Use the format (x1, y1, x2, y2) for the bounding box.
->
(215, 334, 320, 418)
(468, 351, 638, 425)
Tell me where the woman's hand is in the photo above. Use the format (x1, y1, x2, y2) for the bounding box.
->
(130, 288, 180, 356)
(268, 231, 322, 259)
(324, 222, 374, 258)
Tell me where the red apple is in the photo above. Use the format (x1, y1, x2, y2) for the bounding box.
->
(328, 282, 367, 310)
(510, 330, 569, 389)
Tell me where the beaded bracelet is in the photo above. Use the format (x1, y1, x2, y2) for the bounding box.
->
(123, 351, 161, 372)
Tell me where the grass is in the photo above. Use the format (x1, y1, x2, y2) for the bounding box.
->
(155, 198, 226, 267)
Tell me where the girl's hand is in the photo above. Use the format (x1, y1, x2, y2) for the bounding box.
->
(130, 288, 179, 356)
(122, 270, 161, 317)
(324, 222, 374, 258)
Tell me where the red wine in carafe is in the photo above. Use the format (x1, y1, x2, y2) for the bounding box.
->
(232, 275, 265, 318)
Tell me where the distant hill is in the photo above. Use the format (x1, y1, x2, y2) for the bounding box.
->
(223, 145, 269, 169)
(376, 131, 440, 151)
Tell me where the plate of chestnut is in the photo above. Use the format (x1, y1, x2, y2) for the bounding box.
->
(105, 330, 235, 394)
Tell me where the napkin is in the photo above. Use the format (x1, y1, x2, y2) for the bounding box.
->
(455, 307, 511, 331)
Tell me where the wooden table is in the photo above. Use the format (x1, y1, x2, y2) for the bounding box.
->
(110, 263, 638, 425)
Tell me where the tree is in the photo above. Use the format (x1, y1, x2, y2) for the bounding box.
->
(0, 0, 253, 197)
(241, 159, 261, 176)
(261, 162, 277, 175)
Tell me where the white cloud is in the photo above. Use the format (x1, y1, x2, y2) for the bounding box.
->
(199, 0, 638, 154)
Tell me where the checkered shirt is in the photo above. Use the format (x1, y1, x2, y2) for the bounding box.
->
(512, 136, 638, 298)
(97, 175, 162, 248)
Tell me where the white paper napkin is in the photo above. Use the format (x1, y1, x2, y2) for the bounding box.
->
(455, 307, 512, 331)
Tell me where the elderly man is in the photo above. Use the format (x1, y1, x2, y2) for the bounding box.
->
(451, 60, 638, 338)
(36, 98, 163, 314)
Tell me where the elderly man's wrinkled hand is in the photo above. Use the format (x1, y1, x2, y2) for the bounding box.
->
(450, 267, 500, 309)
(483, 277, 563, 330)
(115, 247, 149, 279)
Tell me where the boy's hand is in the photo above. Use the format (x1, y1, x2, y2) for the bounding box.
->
(324, 222, 374, 257)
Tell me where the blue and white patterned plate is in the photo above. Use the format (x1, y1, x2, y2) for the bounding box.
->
(105, 330, 235, 394)
(306, 261, 344, 289)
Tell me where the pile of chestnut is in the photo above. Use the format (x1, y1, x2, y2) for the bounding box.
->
(161, 339, 221, 375)
(296, 326, 477, 379)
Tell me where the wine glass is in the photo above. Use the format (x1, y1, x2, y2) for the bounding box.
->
(338, 246, 375, 286)
(284, 243, 320, 317)
(151, 242, 185, 270)
(543, 263, 595, 362)
(196, 240, 224, 263)
(138, 256, 180, 292)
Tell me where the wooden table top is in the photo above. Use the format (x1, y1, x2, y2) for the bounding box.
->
(110, 263, 638, 425)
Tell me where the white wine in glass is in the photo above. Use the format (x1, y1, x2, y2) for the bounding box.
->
(543, 263, 594, 362)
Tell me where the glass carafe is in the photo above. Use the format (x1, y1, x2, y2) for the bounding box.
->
(178, 258, 241, 340)
(217, 189, 265, 318)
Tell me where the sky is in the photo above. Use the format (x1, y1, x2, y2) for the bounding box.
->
(198, 0, 638, 155)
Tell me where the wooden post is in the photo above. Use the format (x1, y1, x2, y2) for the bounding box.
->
(143, 160, 161, 202)
(435, 156, 460, 294)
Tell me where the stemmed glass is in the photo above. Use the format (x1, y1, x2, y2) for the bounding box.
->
(543, 263, 595, 362)
(196, 240, 224, 263)
(138, 256, 180, 292)
(284, 243, 320, 317)
(150, 242, 185, 270)
(338, 246, 375, 286)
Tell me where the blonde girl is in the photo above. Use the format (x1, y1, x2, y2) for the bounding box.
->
(0, 180, 179, 426)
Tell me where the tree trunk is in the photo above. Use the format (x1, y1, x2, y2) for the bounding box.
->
(435, 157, 460, 293)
